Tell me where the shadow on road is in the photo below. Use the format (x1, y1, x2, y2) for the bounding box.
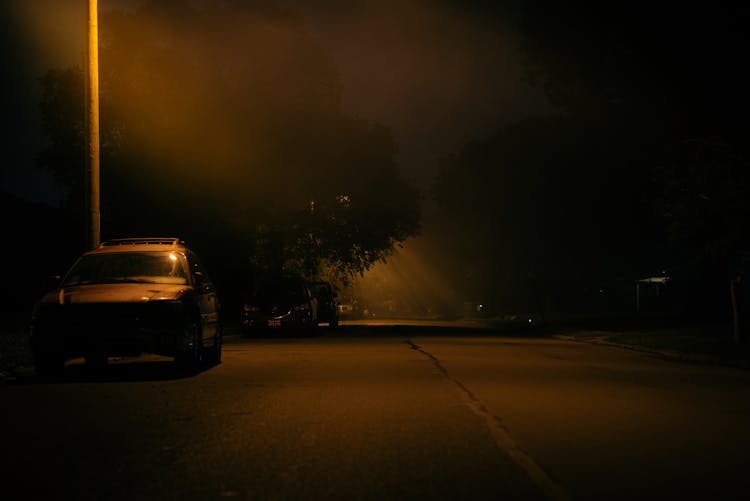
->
(7, 358, 221, 385)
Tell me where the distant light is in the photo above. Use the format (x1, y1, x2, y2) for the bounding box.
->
(528, 318, 532, 323)
(169, 253, 177, 261)
(337, 194, 351, 207)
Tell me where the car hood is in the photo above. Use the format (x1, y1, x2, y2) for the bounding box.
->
(42, 283, 191, 305)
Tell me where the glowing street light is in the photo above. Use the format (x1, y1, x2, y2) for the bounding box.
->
(85, 0, 100, 249)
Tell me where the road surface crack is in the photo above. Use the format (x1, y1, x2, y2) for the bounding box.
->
(406, 338, 568, 501)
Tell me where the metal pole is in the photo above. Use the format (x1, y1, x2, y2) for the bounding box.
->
(85, 0, 100, 249)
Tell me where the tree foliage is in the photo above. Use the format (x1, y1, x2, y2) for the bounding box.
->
(518, 1, 750, 260)
(37, 0, 420, 290)
(432, 1, 750, 316)
(432, 115, 657, 310)
(656, 138, 750, 260)
(519, 2, 750, 130)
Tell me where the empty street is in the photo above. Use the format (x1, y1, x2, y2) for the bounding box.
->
(2, 324, 750, 500)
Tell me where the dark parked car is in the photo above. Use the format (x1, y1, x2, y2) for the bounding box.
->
(30, 238, 222, 375)
(312, 281, 339, 328)
(241, 274, 318, 335)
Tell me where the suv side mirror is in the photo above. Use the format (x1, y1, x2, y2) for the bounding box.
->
(194, 270, 205, 286)
(194, 271, 214, 293)
(43, 274, 62, 291)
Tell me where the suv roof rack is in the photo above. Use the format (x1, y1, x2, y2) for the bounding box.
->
(100, 237, 184, 247)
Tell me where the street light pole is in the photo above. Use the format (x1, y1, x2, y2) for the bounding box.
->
(85, 0, 100, 249)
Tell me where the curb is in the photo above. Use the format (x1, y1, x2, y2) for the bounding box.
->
(0, 367, 32, 381)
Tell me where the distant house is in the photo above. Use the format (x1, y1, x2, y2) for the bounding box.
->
(636, 276, 670, 312)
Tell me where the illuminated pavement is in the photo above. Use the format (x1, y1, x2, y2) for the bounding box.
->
(2, 322, 750, 499)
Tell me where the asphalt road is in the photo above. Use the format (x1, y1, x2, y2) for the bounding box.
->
(2, 322, 750, 500)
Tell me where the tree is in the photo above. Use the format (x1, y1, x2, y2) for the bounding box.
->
(519, 2, 750, 137)
(37, 0, 420, 294)
(431, 115, 655, 314)
(510, 1, 750, 321)
(430, 2, 750, 318)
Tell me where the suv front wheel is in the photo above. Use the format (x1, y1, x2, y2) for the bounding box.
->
(204, 327, 222, 366)
(175, 319, 202, 373)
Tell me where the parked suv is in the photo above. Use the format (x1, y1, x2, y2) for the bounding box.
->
(30, 238, 222, 375)
(312, 281, 339, 328)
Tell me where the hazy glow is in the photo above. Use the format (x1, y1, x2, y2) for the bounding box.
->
(352, 239, 461, 318)
(287, 0, 549, 183)
(10, 0, 545, 196)
(7, 1, 84, 72)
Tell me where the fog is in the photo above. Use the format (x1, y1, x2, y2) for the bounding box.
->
(283, 0, 549, 184)
(4, 0, 546, 189)
(8, 1, 733, 321)
(1, 0, 552, 316)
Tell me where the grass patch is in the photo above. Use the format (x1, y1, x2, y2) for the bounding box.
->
(564, 324, 750, 368)
(0, 332, 32, 372)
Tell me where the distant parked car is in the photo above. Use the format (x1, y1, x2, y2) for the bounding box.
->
(241, 274, 318, 335)
(30, 238, 222, 376)
(312, 281, 339, 328)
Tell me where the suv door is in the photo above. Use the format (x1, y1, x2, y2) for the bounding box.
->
(188, 251, 220, 343)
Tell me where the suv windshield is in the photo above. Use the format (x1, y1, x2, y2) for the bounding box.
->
(62, 252, 189, 286)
